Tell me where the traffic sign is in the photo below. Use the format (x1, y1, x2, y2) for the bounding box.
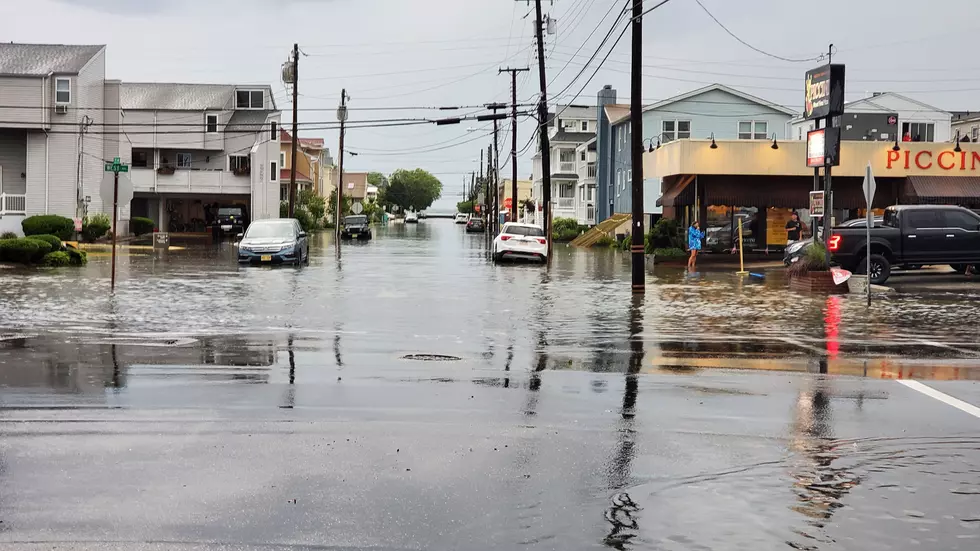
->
(104, 157, 129, 173)
(863, 162, 877, 207)
(100, 172, 133, 206)
(351, 201, 364, 214)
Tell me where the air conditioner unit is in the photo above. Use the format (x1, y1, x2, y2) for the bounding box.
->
(54, 105, 68, 114)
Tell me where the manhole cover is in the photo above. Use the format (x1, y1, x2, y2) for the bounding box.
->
(401, 354, 462, 362)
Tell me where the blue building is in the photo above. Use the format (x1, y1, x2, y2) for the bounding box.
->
(596, 84, 796, 223)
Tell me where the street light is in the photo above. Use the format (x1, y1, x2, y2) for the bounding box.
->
(709, 133, 718, 149)
(954, 129, 963, 153)
(770, 134, 779, 150)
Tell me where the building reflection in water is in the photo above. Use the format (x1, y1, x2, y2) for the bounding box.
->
(603, 294, 645, 549)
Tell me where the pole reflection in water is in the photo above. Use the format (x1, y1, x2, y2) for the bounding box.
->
(334, 323, 344, 368)
(824, 295, 842, 360)
(524, 331, 548, 416)
(281, 334, 296, 409)
(503, 341, 514, 389)
(603, 294, 645, 549)
(787, 379, 861, 547)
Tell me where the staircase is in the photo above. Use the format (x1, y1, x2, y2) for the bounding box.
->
(570, 213, 632, 247)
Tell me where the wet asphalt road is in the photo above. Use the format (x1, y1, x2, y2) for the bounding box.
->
(1, 220, 979, 550)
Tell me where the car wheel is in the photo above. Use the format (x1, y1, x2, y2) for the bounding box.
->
(492, 250, 503, 263)
(951, 264, 968, 274)
(859, 254, 891, 285)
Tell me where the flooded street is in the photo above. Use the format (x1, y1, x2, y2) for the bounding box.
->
(2, 220, 979, 550)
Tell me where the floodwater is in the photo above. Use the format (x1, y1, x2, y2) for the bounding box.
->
(1, 220, 979, 550)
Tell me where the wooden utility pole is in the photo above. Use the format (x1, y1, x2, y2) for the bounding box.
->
(486, 102, 507, 234)
(336, 89, 348, 248)
(288, 43, 299, 218)
(532, 0, 551, 238)
(499, 67, 528, 223)
(630, 1, 645, 293)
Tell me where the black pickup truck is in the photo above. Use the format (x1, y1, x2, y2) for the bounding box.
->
(831, 205, 980, 284)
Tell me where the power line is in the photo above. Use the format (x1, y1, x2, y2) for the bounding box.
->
(692, 0, 824, 63)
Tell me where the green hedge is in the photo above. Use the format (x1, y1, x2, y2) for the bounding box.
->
(652, 247, 687, 259)
(30, 234, 62, 250)
(82, 214, 111, 243)
(0, 231, 17, 239)
(67, 248, 87, 266)
(131, 216, 155, 236)
(0, 238, 51, 263)
(22, 215, 74, 240)
(42, 251, 71, 267)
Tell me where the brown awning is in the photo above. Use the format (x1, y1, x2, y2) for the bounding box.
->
(905, 176, 980, 206)
(663, 175, 902, 210)
(657, 174, 695, 207)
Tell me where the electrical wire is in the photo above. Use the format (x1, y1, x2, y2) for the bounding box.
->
(547, 0, 624, 87)
(692, 0, 824, 64)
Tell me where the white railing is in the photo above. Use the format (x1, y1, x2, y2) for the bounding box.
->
(575, 203, 596, 225)
(556, 161, 576, 173)
(131, 168, 251, 195)
(0, 193, 27, 215)
(577, 162, 597, 181)
(557, 197, 574, 209)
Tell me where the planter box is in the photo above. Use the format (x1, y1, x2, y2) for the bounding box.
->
(789, 271, 849, 294)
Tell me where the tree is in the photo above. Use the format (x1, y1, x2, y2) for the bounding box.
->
(327, 188, 353, 222)
(380, 168, 443, 212)
(367, 172, 389, 189)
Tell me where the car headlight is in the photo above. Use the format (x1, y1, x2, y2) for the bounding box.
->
(239, 245, 252, 252)
(279, 243, 294, 251)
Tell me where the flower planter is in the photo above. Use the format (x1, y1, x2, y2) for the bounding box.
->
(157, 167, 175, 175)
(789, 271, 849, 294)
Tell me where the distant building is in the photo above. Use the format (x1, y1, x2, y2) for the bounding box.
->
(530, 104, 597, 226)
(951, 111, 980, 144)
(280, 129, 330, 201)
(498, 178, 533, 219)
(790, 92, 951, 143)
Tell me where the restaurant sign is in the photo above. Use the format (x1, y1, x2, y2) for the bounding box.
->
(806, 127, 841, 168)
(887, 149, 980, 171)
(803, 64, 846, 120)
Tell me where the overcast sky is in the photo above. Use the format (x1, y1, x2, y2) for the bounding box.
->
(3, 0, 979, 210)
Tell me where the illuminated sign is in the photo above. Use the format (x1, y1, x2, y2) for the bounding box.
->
(806, 127, 841, 167)
(886, 149, 980, 171)
(804, 64, 846, 120)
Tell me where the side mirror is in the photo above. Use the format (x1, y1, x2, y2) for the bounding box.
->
(236, 233, 244, 239)
(298, 232, 307, 238)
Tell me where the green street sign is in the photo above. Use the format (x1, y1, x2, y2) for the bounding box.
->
(104, 157, 129, 173)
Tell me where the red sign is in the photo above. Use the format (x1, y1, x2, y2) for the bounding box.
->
(886, 149, 980, 171)
(503, 197, 513, 210)
(474, 204, 481, 213)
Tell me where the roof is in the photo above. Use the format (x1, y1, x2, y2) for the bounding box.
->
(280, 129, 325, 148)
(0, 43, 103, 76)
(120, 82, 276, 111)
(843, 92, 949, 116)
(281, 168, 312, 182)
(604, 104, 630, 123)
(551, 131, 595, 143)
(637, 83, 797, 121)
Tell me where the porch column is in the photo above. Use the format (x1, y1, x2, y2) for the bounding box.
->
(158, 197, 167, 232)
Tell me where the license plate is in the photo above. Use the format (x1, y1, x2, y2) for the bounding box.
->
(260, 255, 272, 262)
(221, 225, 232, 230)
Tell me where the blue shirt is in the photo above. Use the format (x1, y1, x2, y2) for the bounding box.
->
(688, 227, 704, 250)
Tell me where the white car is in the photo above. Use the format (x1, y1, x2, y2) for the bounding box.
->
(405, 212, 419, 223)
(454, 213, 469, 224)
(492, 222, 548, 263)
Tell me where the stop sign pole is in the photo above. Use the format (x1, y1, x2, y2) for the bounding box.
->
(104, 157, 129, 293)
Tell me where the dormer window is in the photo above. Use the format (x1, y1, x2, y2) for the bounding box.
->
(236, 90, 264, 109)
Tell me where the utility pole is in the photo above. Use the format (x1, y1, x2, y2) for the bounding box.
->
(629, 0, 645, 293)
(288, 43, 299, 218)
(486, 143, 492, 250)
(479, 148, 484, 185)
(336, 89, 348, 248)
(499, 68, 528, 223)
(486, 102, 507, 235)
(532, 0, 552, 241)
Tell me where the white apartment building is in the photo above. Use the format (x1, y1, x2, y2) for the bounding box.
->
(0, 43, 281, 235)
(530, 105, 598, 226)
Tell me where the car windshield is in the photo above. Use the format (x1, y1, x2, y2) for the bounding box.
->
(244, 222, 294, 239)
(503, 225, 544, 237)
(218, 207, 243, 216)
(345, 216, 367, 225)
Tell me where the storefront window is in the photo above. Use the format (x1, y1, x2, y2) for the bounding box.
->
(705, 205, 733, 251)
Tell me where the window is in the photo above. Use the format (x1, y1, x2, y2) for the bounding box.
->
(176, 153, 192, 168)
(236, 90, 265, 109)
(627, 169, 631, 187)
(132, 150, 149, 168)
(580, 151, 586, 162)
(559, 183, 574, 198)
(661, 120, 691, 142)
(55, 78, 70, 104)
(902, 122, 935, 142)
(973, 126, 979, 142)
(229, 155, 250, 172)
(205, 114, 218, 133)
(270, 161, 278, 181)
(739, 121, 768, 140)
(271, 121, 279, 140)
(280, 151, 285, 166)
(581, 120, 588, 132)
(907, 211, 942, 229)
(943, 210, 980, 230)
(280, 185, 289, 202)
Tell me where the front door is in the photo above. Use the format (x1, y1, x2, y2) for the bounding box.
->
(942, 209, 980, 262)
(902, 210, 946, 264)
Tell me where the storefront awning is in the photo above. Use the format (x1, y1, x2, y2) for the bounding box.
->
(657, 175, 694, 207)
(905, 176, 980, 205)
(658, 175, 902, 210)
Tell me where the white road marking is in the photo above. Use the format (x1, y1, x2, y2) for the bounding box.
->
(897, 380, 980, 419)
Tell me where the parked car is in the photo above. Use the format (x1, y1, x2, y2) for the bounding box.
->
(829, 205, 980, 284)
(341, 215, 372, 240)
(492, 222, 548, 263)
(455, 213, 470, 224)
(216, 205, 249, 235)
(405, 212, 419, 224)
(237, 218, 308, 265)
(784, 217, 882, 265)
(466, 218, 485, 233)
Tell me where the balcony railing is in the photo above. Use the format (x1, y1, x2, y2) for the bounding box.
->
(131, 168, 251, 195)
(578, 162, 597, 180)
(557, 197, 575, 209)
(576, 203, 596, 225)
(0, 193, 27, 215)
(555, 161, 576, 174)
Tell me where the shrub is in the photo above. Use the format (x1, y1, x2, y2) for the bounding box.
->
(787, 242, 829, 277)
(652, 247, 687, 259)
(650, 218, 683, 249)
(0, 238, 50, 263)
(42, 251, 71, 267)
(297, 189, 326, 223)
(592, 235, 615, 248)
(131, 216, 155, 236)
(22, 215, 74, 240)
(66, 248, 87, 266)
(456, 200, 475, 214)
(81, 213, 111, 243)
(1, 231, 17, 239)
(294, 207, 315, 232)
(31, 234, 62, 251)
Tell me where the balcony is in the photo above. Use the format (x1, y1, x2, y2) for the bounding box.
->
(131, 168, 251, 195)
(576, 203, 596, 226)
(578, 162, 597, 181)
(0, 193, 27, 215)
(554, 161, 577, 174)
